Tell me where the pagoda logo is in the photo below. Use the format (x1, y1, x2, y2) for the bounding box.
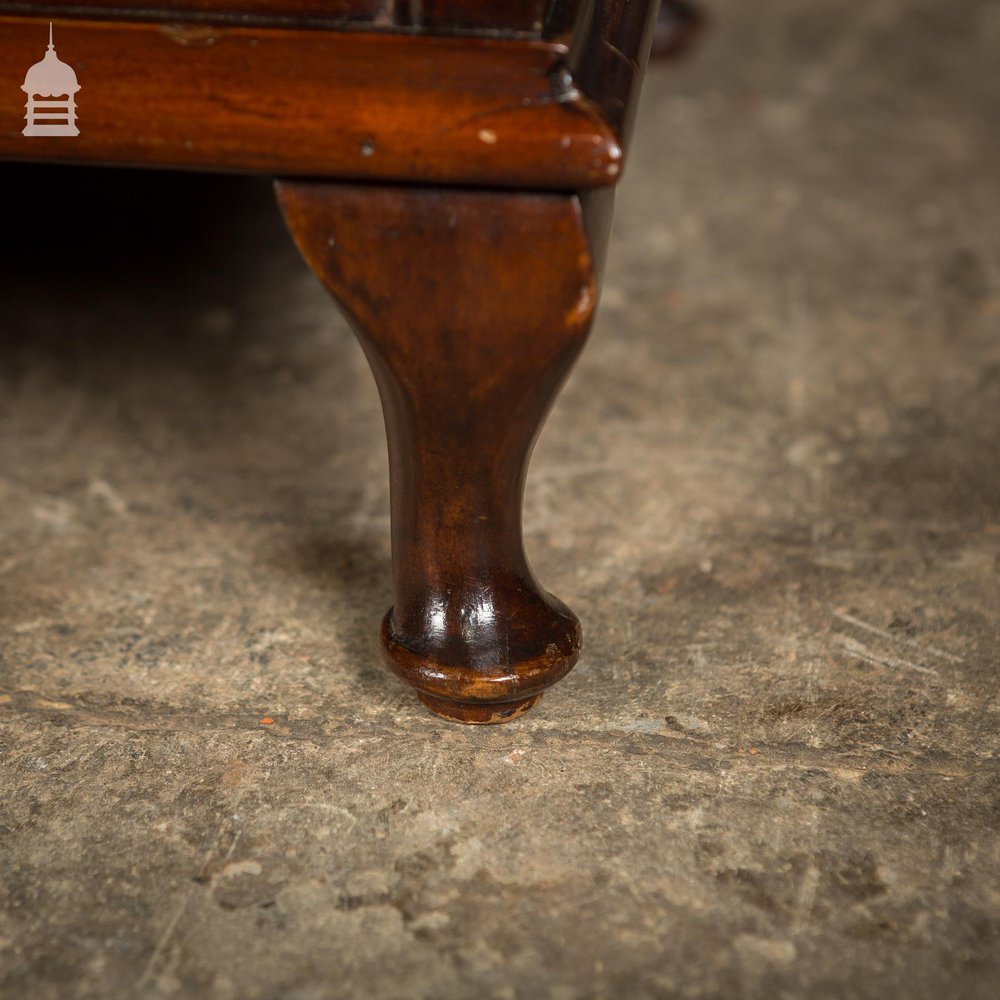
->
(22, 23, 81, 137)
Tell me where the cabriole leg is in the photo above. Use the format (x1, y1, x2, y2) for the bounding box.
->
(276, 181, 611, 723)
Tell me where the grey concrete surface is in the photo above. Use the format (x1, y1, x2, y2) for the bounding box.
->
(1, 1, 998, 996)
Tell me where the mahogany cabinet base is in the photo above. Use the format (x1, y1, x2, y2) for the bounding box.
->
(276, 179, 612, 722)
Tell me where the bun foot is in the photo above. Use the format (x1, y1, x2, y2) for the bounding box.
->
(380, 606, 580, 722)
(415, 691, 544, 725)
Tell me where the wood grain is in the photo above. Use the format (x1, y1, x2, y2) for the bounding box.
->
(0, 1, 383, 19)
(0, 14, 621, 188)
(564, 0, 661, 147)
(276, 180, 613, 722)
(398, 0, 547, 33)
(0, 1, 555, 34)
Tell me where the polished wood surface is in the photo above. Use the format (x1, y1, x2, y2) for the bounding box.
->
(0, 15, 620, 188)
(276, 181, 613, 722)
(1, 0, 553, 34)
(565, 0, 662, 145)
(399, 0, 549, 33)
(0, 0, 661, 186)
(2, 1, 383, 23)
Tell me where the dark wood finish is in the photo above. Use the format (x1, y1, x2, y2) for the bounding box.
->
(563, 0, 661, 148)
(399, 0, 546, 33)
(2, 1, 383, 21)
(0, 15, 622, 188)
(1, 1, 552, 34)
(276, 180, 613, 722)
(543, 0, 586, 41)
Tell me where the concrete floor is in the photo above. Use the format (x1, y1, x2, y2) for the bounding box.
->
(2, 0, 999, 996)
